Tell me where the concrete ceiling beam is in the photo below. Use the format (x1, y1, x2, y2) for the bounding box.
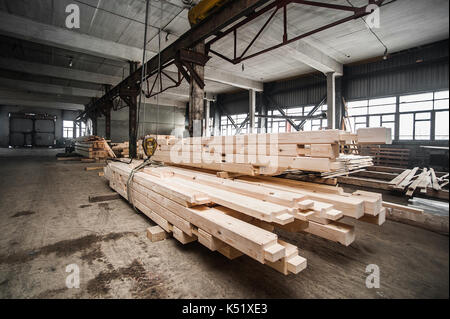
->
(0, 12, 142, 62)
(0, 77, 102, 98)
(0, 12, 263, 91)
(0, 57, 123, 86)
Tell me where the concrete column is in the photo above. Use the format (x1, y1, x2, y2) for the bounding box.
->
(249, 89, 256, 134)
(261, 100, 268, 133)
(73, 121, 77, 138)
(335, 76, 343, 129)
(326, 72, 336, 129)
(189, 42, 205, 137)
(105, 107, 111, 140)
(104, 86, 112, 140)
(92, 116, 97, 136)
(213, 102, 221, 136)
(204, 99, 211, 137)
(128, 62, 138, 158)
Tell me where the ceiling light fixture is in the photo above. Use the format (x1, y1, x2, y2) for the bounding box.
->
(382, 48, 388, 60)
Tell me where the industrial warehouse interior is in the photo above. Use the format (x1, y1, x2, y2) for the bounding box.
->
(0, 0, 448, 304)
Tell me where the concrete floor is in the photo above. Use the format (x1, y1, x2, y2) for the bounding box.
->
(0, 148, 448, 299)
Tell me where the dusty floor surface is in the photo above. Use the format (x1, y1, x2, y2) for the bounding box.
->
(0, 148, 448, 299)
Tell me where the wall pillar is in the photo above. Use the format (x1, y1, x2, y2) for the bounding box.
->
(326, 72, 336, 129)
(128, 61, 138, 158)
(205, 98, 211, 137)
(249, 89, 256, 134)
(188, 41, 205, 137)
(105, 107, 111, 140)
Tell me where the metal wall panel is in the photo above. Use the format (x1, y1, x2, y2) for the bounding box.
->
(344, 40, 449, 100)
(9, 133, 24, 146)
(35, 133, 55, 146)
(10, 118, 33, 133)
(35, 119, 55, 133)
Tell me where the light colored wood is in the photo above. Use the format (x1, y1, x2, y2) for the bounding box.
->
(57, 157, 82, 161)
(85, 166, 105, 171)
(359, 208, 386, 226)
(430, 168, 442, 191)
(303, 220, 355, 246)
(102, 139, 116, 158)
(388, 169, 411, 185)
(264, 240, 306, 275)
(238, 177, 365, 218)
(382, 202, 424, 214)
(167, 176, 295, 225)
(287, 255, 308, 274)
(172, 226, 197, 244)
(108, 163, 284, 264)
(406, 168, 429, 196)
(357, 127, 392, 144)
(263, 243, 286, 262)
(394, 167, 419, 189)
(147, 226, 168, 242)
(351, 190, 382, 216)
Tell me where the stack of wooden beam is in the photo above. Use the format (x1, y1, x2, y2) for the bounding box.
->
(74, 136, 115, 159)
(104, 161, 386, 275)
(151, 128, 390, 176)
(112, 135, 175, 158)
(389, 167, 449, 196)
(111, 141, 143, 158)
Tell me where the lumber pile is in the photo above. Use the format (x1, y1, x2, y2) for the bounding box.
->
(112, 135, 175, 159)
(103, 161, 386, 275)
(150, 128, 390, 176)
(388, 167, 449, 196)
(360, 146, 410, 168)
(111, 141, 143, 158)
(74, 136, 115, 159)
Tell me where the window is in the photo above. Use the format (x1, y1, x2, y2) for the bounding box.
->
(81, 122, 87, 137)
(347, 97, 396, 139)
(399, 90, 449, 140)
(63, 120, 74, 138)
(208, 117, 215, 136)
(265, 105, 327, 134)
(220, 113, 249, 136)
(347, 90, 449, 141)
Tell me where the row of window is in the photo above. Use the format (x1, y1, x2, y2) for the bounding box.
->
(347, 90, 449, 140)
(215, 90, 449, 141)
(63, 120, 87, 138)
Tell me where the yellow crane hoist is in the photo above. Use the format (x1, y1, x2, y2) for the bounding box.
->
(142, 136, 158, 159)
(188, 0, 230, 26)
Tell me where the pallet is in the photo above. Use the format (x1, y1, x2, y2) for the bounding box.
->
(360, 145, 410, 168)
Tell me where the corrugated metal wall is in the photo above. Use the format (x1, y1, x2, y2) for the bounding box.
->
(215, 40, 449, 114)
(344, 40, 449, 100)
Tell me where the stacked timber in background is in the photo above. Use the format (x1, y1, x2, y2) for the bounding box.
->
(111, 141, 144, 158)
(74, 136, 115, 159)
(360, 146, 410, 168)
(150, 128, 390, 176)
(111, 135, 175, 159)
(104, 161, 387, 275)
